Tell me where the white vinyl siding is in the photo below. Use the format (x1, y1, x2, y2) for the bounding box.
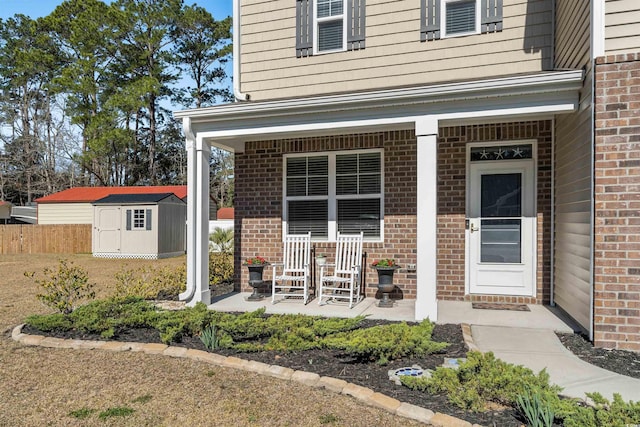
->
(240, 0, 552, 100)
(37, 203, 94, 224)
(605, 0, 640, 55)
(553, 0, 593, 334)
(284, 150, 383, 241)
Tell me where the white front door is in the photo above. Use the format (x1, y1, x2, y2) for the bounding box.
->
(467, 143, 536, 296)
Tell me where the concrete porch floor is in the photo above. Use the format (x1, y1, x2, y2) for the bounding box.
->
(209, 294, 575, 333)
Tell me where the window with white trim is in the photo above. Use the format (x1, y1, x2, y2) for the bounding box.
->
(284, 150, 383, 240)
(421, 0, 502, 42)
(442, 0, 479, 37)
(296, 0, 365, 57)
(316, 0, 345, 52)
(133, 209, 146, 229)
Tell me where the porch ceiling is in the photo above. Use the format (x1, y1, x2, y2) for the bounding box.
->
(174, 70, 584, 152)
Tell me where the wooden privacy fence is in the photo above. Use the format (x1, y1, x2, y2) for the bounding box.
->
(0, 224, 91, 254)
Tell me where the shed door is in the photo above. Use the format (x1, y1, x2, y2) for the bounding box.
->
(95, 206, 121, 252)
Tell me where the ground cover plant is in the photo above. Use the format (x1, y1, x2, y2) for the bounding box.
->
(10, 255, 640, 426)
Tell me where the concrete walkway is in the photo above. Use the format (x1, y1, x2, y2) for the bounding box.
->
(471, 325, 640, 402)
(438, 301, 640, 402)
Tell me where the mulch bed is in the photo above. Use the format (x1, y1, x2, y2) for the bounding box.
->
(23, 321, 524, 426)
(557, 332, 640, 379)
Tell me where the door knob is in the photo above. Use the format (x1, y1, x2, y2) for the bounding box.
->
(470, 223, 479, 233)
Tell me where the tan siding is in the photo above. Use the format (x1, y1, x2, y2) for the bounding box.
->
(553, 1, 593, 333)
(37, 203, 93, 225)
(605, 0, 640, 54)
(239, 0, 553, 100)
(119, 206, 158, 255)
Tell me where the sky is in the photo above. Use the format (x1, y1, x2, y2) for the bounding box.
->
(0, 0, 232, 20)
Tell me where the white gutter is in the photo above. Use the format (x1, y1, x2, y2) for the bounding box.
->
(175, 70, 584, 120)
(233, 0, 249, 101)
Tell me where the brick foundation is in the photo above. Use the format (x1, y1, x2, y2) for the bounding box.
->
(235, 121, 552, 305)
(593, 54, 640, 351)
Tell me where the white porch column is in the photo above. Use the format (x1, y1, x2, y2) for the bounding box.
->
(415, 117, 439, 321)
(180, 118, 211, 306)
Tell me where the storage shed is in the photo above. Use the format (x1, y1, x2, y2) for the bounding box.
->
(0, 201, 12, 224)
(36, 186, 187, 225)
(92, 193, 186, 259)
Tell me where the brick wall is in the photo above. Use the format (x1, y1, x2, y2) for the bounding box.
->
(437, 121, 553, 304)
(235, 131, 418, 298)
(235, 121, 552, 304)
(594, 54, 640, 351)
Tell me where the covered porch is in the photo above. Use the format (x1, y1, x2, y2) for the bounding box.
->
(174, 70, 584, 323)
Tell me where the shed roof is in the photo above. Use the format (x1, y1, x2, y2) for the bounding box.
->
(93, 193, 183, 205)
(217, 207, 234, 219)
(0, 201, 12, 207)
(36, 186, 187, 203)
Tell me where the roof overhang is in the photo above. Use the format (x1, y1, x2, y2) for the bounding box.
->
(174, 70, 584, 152)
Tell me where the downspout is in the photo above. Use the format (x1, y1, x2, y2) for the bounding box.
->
(589, 0, 605, 342)
(550, 117, 555, 306)
(179, 117, 196, 302)
(233, 0, 250, 101)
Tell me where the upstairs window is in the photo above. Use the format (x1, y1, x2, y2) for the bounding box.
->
(443, 0, 478, 37)
(317, 0, 345, 52)
(421, 0, 502, 41)
(296, 0, 365, 57)
(284, 150, 383, 241)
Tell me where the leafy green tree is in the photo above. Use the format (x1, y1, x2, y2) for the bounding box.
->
(172, 6, 232, 108)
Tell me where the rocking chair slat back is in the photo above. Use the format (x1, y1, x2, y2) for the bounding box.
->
(283, 233, 311, 273)
(335, 232, 363, 274)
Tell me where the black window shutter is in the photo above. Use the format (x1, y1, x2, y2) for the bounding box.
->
(146, 209, 152, 230)
(126, 209, 132, 231)
(347, 0, 365, 51)
(480, 0, 503, 33)
(421, 0, 441, 41)
(296, 0, 313, 57)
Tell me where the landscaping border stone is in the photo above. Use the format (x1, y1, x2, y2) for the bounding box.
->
(11, 324, 477, 426)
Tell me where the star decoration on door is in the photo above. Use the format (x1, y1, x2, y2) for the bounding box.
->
(470, 144, 533, 162)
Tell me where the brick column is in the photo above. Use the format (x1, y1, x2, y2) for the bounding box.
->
(594, 53, 640, 351)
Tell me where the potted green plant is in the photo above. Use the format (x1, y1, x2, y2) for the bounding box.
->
(371, 258, 401, 307)
(244, 256, 269, 300)
(315, 253, 327, 266)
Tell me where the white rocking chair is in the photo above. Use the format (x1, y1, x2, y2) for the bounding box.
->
(271, 232, 312, 304)
(318, 232, 364, 308)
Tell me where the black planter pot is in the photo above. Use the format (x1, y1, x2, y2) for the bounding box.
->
(374, 267, 400, 307)
(246, 265, 267, 300)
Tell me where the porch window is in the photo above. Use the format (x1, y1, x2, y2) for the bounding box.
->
(284, 150, 383, 240)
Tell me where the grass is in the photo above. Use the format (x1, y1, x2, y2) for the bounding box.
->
(0, 254, 423, 426)
(98, 406, 135, 420)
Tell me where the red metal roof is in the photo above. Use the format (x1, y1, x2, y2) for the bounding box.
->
(217, 207, 234, 220)
(35, 186, 187, 203)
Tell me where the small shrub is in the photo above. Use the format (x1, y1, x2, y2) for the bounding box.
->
(323, 320, 448, 364)
(560, 393, 640, 427)
(25, 313, 72, 332)
(517, 386, 555, 427)
(25, 259, 95, 314)
(114, 265, 186, 300)
(401, 351, 562, 412)
(209, 227, 233, 254)
(209, 252, 233, 286)
(98, 406, 135, 420)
